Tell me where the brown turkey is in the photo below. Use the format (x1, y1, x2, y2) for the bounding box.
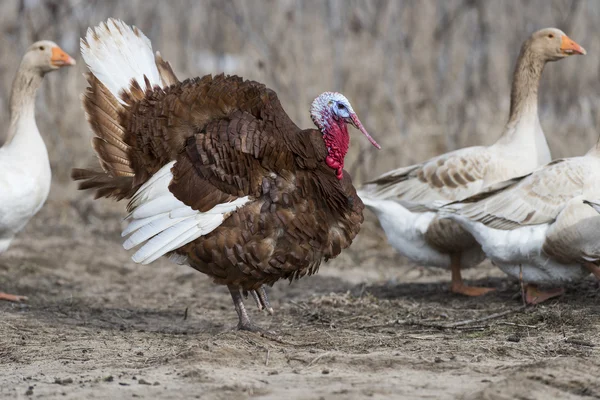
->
(72, 19, 381, 331)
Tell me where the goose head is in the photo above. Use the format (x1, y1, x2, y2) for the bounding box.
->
(21, 40, 76, 74)
(526, 28, 586, 62)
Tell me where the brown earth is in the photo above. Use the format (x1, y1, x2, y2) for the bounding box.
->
(1, 193, 599, 400)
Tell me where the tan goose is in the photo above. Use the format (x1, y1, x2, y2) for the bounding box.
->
(0, 42, 75, 302)
(444, 142, 600, 304)
(358, 28, 585, 296)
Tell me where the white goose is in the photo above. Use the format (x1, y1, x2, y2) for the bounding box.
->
(0, 41, 75, 301)
(443, 143, 600, 304)
(358, 28, 585, 296)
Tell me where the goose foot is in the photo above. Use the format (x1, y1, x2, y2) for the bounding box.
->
(524, 285, 564, 305)
(450, 254, 495, 297)
(0, 292, 28, 302)
(450, 282, 495, 297)
(584, 262, 600, 280)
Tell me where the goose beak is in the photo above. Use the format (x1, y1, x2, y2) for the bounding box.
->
(560, 35, 586, 55)
(50, 46, 76, 68)
(349, 114, 381, 149)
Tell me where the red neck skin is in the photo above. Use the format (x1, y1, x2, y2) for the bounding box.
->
(322, 115, 350, 180)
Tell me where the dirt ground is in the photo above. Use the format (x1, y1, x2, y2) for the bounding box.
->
(1, 191, 599, 400)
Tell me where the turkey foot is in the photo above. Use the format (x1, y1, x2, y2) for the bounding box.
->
(250, 287, 274, 315)
(229, 285, 274, 333)
(0, 292, 28, 302)
(450, 254, 495, 297)
(584, 262, 600, 280)
(524, 285, 565, 305)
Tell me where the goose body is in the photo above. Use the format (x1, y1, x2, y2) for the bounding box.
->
(445, 153, 600, 302)
(358, 28, 585, 296)
(0, 131, 51, 252)
(72, 19, 380, 330)
(0, 41, 74, 301)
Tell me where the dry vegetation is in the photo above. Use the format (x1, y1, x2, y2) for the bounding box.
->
(1, 0, 600, 399)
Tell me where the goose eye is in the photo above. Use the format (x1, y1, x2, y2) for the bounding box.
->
(548, 34, 554, 39)
(39, 46, 45, 51)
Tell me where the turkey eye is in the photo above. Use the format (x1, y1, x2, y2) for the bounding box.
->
(548, 34, 554, 39)
(337, 103, 346, 110)
(39, 46, 45, 51)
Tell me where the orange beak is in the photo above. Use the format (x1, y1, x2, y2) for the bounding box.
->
(51, 46, 76, 67)
(560, 35, 586, 55)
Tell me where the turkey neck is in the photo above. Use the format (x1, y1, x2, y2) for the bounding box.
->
(4, 63, 44, 146)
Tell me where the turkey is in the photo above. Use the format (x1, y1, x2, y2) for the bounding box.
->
(72, 19, 380, 331)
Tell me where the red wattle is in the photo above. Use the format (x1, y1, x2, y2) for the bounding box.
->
(323, 119, 350, 181)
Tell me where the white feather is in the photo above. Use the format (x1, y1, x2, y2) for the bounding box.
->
(444, 214, 589, 284)
(123, 213, 187, 250)
(358, 192, 484, 269)
(131, 194, 185, 219)
(81, 18, 161, 103)
(123, 163, 251, 264)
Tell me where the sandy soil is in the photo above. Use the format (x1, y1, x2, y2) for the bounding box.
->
(1, 191, 599, 400)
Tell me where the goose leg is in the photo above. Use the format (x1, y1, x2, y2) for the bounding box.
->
(583, 262, 600, 280)
(449, 253, 495, 297)
(0, 292, 27, 302)
(524, 284, 565, 305)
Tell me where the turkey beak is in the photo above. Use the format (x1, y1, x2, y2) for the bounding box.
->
(51, 46, 76, 68)
(560, 35, 586, 55)
(349, 114, 381, 149)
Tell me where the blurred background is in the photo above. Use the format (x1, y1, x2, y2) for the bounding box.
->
(1, 0, 599, 198)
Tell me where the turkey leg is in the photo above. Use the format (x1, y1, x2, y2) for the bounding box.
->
(253, 287, 274, 315)
(229, 285, 260, 331)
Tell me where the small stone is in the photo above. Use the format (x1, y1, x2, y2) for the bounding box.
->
(434, 357, 443, 363)
(25, 386, 34, 396)
(268, 371, 279, 376)
(507, 335, 521, 343)
(321, 369, 330, 375)
(104, 376, 114, 382)
(118, 382, 130, 386)
(138, 379, 151, 385)
(153, 382, 160, 386)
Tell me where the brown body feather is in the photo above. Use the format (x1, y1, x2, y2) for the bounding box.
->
(73, 72, 364, 289)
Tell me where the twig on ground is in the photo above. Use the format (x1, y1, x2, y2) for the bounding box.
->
(265, 348, 270, 366)
(495, 321, 538, 329)
(443, 306, 527, 328)
(359, 305, 527, 331)
(565, 338, 595, 347)
(307, 351, 331, 367)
